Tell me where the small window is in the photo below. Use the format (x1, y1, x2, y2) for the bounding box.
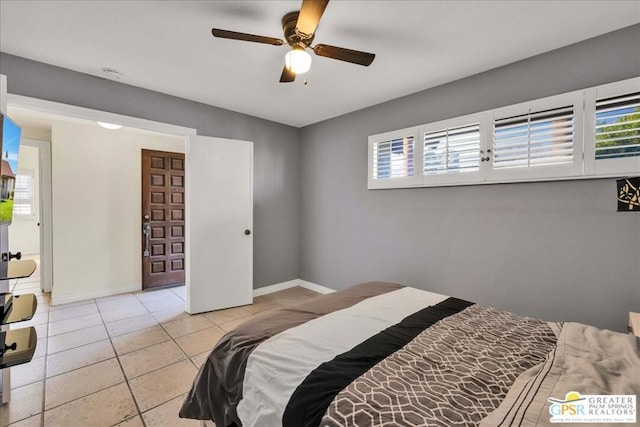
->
(595, 92, 640, 161)
(493, 105, 574, 169)
(372, 136, 415, 179)
(489, 91, 583, 182)
(585, 78, 640, 176)
(423, 123, 480, 175)
(13, 172, 33, 216)
(369, 128, 420, 189)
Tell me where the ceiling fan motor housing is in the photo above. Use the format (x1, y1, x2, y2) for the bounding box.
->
(282, 11, 314, 48)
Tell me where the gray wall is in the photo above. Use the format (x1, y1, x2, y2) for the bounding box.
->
(2, 25, 639, 331)
(0, 53, 301, 289)
(300, 24, 640, 332)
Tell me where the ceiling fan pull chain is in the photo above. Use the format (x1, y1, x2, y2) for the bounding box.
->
(304, 76, 308, 85)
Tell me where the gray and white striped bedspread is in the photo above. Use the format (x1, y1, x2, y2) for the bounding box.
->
(179, 282, 560, 426)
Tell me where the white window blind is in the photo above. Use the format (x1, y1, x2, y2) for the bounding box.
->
(372, 136, 415, 179)
(423, 123, 480, 175)
(595, 92, 640, 161)
(13, 173, 33, 216)
(493, 105, 574, 169)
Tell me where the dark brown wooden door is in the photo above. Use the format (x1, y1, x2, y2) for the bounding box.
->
(141, 149, 185, 289)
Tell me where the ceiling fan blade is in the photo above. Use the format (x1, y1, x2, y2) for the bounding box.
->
(211, 28, 284, 46)
(313, 44, 375, 66)
(296, 0, 330, 37)
(279, 65, 296, 83)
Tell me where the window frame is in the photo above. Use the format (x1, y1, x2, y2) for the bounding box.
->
(419, 113, 487, 187)
(367, 76, 640, 190)
(368, 126, 421, 189)
(13, 169, 35, 218)
(584, 78, 640, 177)
(486, 91, 584, 183)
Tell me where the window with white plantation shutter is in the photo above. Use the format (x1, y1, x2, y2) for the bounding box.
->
(423, 123, 480, 175)
(493, 106, 574, 168)
(373, 136, 414, 179)
(369, 129, 420, 188)
(595, 92, 640, 161)
(414, 113, 486, 186)
(489, 91, 583, 181)
(585, 78, 640, 176)
(13, 173, 33, 216)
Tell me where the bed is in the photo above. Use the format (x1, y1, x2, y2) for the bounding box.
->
(179, 282, 640, 426)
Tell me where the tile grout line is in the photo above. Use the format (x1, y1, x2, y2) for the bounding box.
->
(137, 290, 242, 420)
(44, 303, 204, 380)
(121, 288, 206, 424)
(141, 294, 202, 418)
(13, 291, 181, 425)
(94, 295, 149, 427)
(129, 288, 243, 420)
(105, 287, 206, 425)
(10, 285, 315, 426)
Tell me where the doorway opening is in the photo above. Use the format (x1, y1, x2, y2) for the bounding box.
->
(5, 94, 253, 315)
(6, 96, 194, 304)
(7, 138, 52, 292)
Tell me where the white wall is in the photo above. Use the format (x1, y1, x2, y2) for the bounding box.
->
(9, 144, 40, 254)
(22, 126, 51, 142)
(51, 121, 184, 304)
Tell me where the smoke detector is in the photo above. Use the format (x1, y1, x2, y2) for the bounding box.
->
(101, 67, 122, 80)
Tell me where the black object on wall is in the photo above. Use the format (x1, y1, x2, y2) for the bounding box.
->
(617, 177, 640, 211)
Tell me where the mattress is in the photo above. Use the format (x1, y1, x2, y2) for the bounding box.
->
(179, 282, 640, 427)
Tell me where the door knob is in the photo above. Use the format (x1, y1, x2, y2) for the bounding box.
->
(244, 229, 251, 235)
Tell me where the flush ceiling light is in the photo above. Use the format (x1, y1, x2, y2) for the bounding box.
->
(285, 46, 312, 74)
(96, 121, 123, 130)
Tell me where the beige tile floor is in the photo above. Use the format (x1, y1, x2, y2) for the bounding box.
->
(1, 259, 319, 427)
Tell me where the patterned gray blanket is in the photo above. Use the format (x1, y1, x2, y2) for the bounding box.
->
(322, 304, 558, 427)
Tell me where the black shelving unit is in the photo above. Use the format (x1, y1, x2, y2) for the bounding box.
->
(0, 259, 38, 403)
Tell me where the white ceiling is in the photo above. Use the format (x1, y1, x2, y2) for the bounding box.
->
(1, 1, 639, 128)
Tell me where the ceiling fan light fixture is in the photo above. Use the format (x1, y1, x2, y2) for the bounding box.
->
(285, 46, 312, 74)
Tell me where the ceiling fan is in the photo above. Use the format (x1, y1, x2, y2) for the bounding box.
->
(211, 0, 375, 83)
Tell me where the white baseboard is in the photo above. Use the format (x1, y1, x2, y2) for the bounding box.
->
(297, 280, 335, 294)
(253, 279, 335, 297)
(51, 279, 333, 305)
(252, 279, 300, 297)
(51, 283, 141, 306)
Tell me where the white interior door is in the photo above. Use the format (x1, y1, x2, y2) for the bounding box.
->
(185, 135, 253, 314)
